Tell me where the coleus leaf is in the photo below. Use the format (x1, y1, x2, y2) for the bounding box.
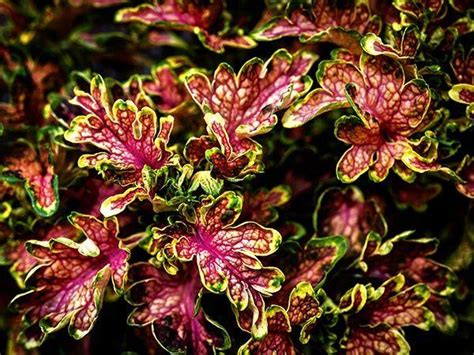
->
(239, 282, 322, 353)
(340, 274, 435, 354)
(284, 53, 449, 182)
(252, 0, 382, 48)
(279, 221, 306, 241)
(151, 191, 284, 338)
(126, 262, 230, 353)
(283, 53, 430, 129)
(273, 236, 348, 306)
(4, 179, 121, 287)
(335, 115, 410, 183)
(1, 143, 59, 217)
(195, 30, 257, 55)
(313, 186, 387, 255)
(116, 0, 256, 53)
(286, 282, 323, 344)
(342, 326, 410, 354)
(356, 231, 458, 333)
(10, 213, 130, 348)
(455, 155, 474, 198)
(185, 49, 316, 151)
(357, 231, 458, 296)
(241, 185, 291, 226)
(418, 25, 454, 59)
(185, 49, 316, 179)
(64, 75, 175, 217)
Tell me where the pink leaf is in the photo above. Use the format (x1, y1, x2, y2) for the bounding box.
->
(10, 213, 129, 348)
(152, 191, 284, 338)
(186, 49, 316, 155)
(253, 0, 381, 44)
(126, 262, 230, 353)
(65, 75, 175, 216)
(116, 0, 255, 53)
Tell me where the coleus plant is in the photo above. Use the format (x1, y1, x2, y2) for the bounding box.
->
(116, 0, 256, 53)
(64, 75, 176, 217)
(0, 0, 472, 354)
(282, 52, 458, 182)
(9, 213, 130, 348)
(355, 231, 459, 333)
(149, 191, 284, 339)
(252, 0, 382, 52)
(184, 48, 316, 180)
(125, 262, 231, 353)
(338, 273, 435, 354)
